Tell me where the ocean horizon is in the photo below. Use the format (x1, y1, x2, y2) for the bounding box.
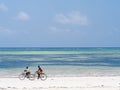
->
(0, 47, 120, 77)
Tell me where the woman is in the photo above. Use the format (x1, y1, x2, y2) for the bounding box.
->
(37, 66, 43, 79)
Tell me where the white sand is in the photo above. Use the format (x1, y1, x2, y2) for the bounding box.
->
(0, 76, 120, 90)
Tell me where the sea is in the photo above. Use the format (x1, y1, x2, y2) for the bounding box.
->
(0, 47, 120, 77)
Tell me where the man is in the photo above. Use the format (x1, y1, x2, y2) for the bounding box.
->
(24, 66, 31, 77)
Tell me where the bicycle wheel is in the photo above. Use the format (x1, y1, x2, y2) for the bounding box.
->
(40, 73, 47, 81)
(19, 73, 25, 80)
(29, 74, 35, 81)
(34, 71, 38, 78)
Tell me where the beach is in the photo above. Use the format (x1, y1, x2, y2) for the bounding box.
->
(0, 47, 120, 90)
(0, 76, 120, 90)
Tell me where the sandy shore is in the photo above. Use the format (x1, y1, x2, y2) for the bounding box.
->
(0, 76, 120, 90)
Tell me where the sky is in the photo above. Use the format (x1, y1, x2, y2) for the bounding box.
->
(0, 0, 120, 47)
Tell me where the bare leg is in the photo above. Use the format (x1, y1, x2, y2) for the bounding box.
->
(37, 74, 40, 79)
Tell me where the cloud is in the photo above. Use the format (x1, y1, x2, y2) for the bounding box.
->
(49, 26, 71, 32)
(0, 26, 13, 34)
(49, 11, 88, 33)
(55, 11, 88, 26)
(0, 26, 29, 35)
(0, 3, 8, 12)
(15, 11, 30, 21)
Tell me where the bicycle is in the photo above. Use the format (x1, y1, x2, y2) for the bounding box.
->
(34, 71, 47, 81)
(19, 72, 35, 81)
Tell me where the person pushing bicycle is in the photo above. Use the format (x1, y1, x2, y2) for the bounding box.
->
(24, 66, 31, 77)
(37, 65, 43, 79)
(19, 66, 47, 80)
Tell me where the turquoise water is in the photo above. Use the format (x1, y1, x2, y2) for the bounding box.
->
(0, 47, 120, 77)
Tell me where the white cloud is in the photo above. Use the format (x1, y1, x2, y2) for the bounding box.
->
(15, 11, 30, 21)
(0, 26, 13, 34)
(55, 11, 88, 26)
(0, 26, 29, 35)
(0, 3, 8, 12)
(49, 26, 71, 32)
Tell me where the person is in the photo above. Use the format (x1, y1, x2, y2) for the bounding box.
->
(24, 66, 31, 77)
(37, 65, 43, 79)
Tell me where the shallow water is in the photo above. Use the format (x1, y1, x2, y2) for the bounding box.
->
(0, 47, 120, 77)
